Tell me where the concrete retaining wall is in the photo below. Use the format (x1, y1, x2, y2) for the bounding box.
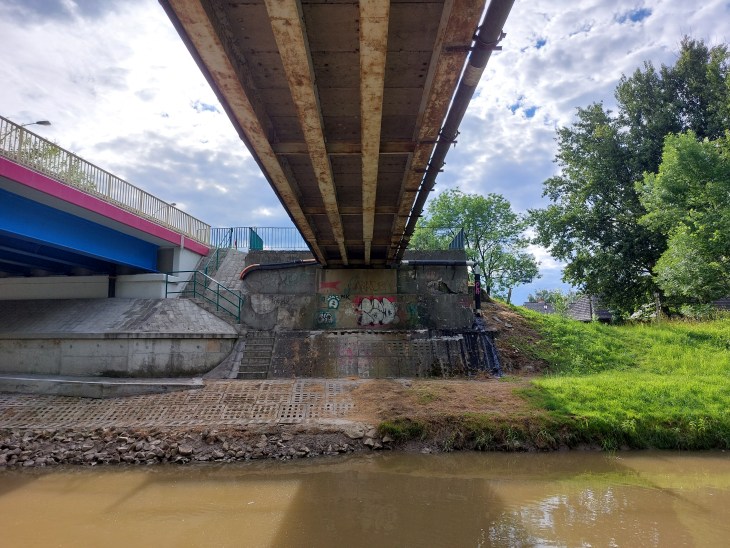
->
(0, 273, 186, 300)
(263, 329, 491, 378)
(240, 250, 473, 331)
(0, 334, 235, 378)
(0, 298, 239, 378)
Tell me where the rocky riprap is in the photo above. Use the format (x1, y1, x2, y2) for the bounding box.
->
(0, 425, 394, 467)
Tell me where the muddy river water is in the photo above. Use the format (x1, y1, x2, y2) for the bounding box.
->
(1, 451, 729, 547)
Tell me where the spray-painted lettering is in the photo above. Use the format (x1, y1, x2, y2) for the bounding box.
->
(355, 297, 398, 326)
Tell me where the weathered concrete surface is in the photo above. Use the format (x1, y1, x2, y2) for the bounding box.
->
(0, 299, 237, 377)
(270, 330, 470, 378)
(0, 378, 385, 466)
(240, 250, 473, 331)
(235, 250, 477, 377)
(0, 374, 203, 398)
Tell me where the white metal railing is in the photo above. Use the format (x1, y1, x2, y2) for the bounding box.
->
(0, 116, 211, 244)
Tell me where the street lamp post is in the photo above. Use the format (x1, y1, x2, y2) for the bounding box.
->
(152, 202, 177, 217)
(0, 119, 52, 145)
(21, 120, 51, 128)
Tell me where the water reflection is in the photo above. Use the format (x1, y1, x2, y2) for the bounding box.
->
(0, 452, 728, 547)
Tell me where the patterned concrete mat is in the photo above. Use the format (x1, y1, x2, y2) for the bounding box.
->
(0, 380, 360, 429)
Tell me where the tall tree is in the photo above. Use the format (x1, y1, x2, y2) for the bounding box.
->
(532, 38, 730, 314)
(410, 189, 539, 298)
(531, 104, 665, 313)
(638, 131, 730, 302)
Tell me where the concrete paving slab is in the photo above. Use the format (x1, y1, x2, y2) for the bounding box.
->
(0, 379, 362, 429)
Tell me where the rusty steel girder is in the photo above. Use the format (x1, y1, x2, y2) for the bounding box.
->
(160, 0, 514, 267)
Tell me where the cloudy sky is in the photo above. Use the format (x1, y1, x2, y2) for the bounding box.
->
(1, 0, 728, 304)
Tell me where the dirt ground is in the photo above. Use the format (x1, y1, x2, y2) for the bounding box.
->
(347, 377, 537, 424)
(347, 299, 550, 425)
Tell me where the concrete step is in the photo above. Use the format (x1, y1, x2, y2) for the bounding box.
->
(237, 371, 268, 380)
(244, 350, 273, 358)
(238, 359, 271, 371)
(246, 338, 275, 344)
(234, 330, 275, 380)
(238, 365, 269, 372)
(245, 333, 275, 341)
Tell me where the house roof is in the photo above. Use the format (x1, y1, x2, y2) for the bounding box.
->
(568, 296, 612, 321)
(522, 302, 555, 314)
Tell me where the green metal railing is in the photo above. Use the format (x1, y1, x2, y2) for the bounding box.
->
(408, 226, 466, 250)
(165, 270, 242, 322)
(210, 226, 308, 251)
(201, 247, 228, 277)
(0, 116, 211, 244)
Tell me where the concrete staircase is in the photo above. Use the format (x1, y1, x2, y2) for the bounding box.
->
(182, 249, 249, 325)
(211, 249, 248, 293)
(237, 331, 275, 379)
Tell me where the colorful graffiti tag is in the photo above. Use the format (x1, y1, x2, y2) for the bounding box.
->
(316, 310, 335, 326)
(355, 297, 398, 326)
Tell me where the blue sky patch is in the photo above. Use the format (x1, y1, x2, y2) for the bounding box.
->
(192, 100, 219, 113)
(617, 7, 652, 24)
(524, 106, 537, 119)
(535, 38, 547, 49)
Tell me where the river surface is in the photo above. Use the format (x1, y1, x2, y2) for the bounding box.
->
(1, 451, 729, 547)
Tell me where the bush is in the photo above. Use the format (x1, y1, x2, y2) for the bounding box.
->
(679, 303, 721, 320)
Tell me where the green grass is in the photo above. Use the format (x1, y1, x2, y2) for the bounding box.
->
(378, 418, 427, 442)
(519, 310, 730, 449)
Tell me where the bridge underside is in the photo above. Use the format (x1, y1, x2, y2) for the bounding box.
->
(0, 187, 158, 277)
(161, 0, 511, 267)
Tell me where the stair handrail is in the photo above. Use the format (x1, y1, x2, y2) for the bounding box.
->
(200, 246, 227, 277)
(165, 270, 242, 322)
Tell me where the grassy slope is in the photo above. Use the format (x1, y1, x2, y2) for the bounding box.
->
(520, 309, 730, 449)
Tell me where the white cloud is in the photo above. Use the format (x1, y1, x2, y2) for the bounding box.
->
(253, 207, 276, 218)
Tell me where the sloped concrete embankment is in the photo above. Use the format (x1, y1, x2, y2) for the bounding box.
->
(0, 299, 238, 385)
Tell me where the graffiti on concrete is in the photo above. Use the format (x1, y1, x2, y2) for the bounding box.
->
(319, 280, 341, 291)
(407, 302, 420, 322)
(326, 295, 340, 309)
(343, 276, 392, 297)
(356, 297, 398, 326)
(316, 310, 335, 326)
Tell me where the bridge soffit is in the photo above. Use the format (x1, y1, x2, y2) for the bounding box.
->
(162, 0, 491, 268)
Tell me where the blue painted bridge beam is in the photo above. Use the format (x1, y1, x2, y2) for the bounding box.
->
(0, 188, 159, 275)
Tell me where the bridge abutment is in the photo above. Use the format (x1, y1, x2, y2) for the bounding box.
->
(237, 251, 499, 379)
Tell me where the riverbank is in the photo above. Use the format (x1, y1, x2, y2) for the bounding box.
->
(1, 302, 728, 468)
(0, 377, 544, 467)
